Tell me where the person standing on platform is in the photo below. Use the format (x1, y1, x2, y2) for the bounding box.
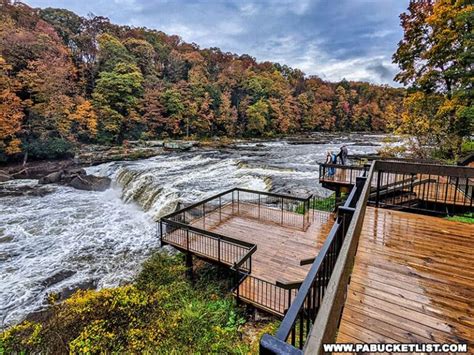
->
(326, 151, 335, 176)
(337, 145, 348, 165)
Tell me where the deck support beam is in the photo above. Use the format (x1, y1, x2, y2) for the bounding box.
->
(335, 186, 341, 209)
(185, 252, 194, 282)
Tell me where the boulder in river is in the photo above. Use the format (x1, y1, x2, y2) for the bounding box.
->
(0, 184, 55, 198)
(38, 170, 64, 184)
(41, 270, 77, 288)
(69, 174, 111, 191)
(0, 170, 11, 182)
(38, 167, 110, 191)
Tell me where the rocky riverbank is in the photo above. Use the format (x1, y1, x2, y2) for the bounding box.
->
(0, 133, 386, 196)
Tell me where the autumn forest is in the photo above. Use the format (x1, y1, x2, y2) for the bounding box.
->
(0, 1, 407, 162)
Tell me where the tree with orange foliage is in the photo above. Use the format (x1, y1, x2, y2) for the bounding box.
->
(69, 99, 98, 141)
(0, 56, 23, 158)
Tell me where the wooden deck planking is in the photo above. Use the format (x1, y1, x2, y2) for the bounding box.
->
(204, 204, 333, 283)
(336, 207, 474, 349)
(163, 203, 334, 315)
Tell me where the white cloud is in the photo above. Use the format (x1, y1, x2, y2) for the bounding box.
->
(23, 0, 407, 85)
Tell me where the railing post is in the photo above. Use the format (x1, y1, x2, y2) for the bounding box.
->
(159, 220, 163, 247)
(302, 199, 306, 229)
(338, 207, 355, 235)
(452, 177, 459, 214)
(281, 197, 284, 225)
(237, 190, 240, 214)
(258, 194, 261, 219)
(203, 202, 206, 229)
(287, 288, 292, 311)
(234, 267, 240, 299)
(218, 237, 221, 262)
(376, 170, 382, 207)
(186, 228, 190, 251)
(232, 190, 235, 215)
(219, 196, 222, 222)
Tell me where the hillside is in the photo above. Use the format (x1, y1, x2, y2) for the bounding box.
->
(0, 0, 405, 162)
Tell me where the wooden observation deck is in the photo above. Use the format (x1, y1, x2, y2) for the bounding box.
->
(336, 207, 474, 348)
(160, 188, 335, 316)
(260, 160, 474, 354)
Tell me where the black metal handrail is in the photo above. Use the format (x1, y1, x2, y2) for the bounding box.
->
(235, 274, 300, 316)
(162, 219, 256, 248)
(233, 245, 257, 271)
(302, 164, 374, 354)
(161, 219, 255, 273)
(319, 163, 368, 186)
(161, 188, 236, 220)
(260, 160, 473, 354)
(162, 187, 313, 231)
(160, 187, 319, 314)
(371, 161, 474, 215)
(260, 170, 369, 353)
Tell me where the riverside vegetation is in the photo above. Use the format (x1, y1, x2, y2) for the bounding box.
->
(0, 0, 472, 353)
(1, 0, 471, 164)
(0, 0, 406, 164)
(0, 252, 279, 353)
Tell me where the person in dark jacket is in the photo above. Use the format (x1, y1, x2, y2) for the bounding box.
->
(337, 145, 348, 165)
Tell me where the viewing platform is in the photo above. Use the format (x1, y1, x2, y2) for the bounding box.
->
(319, 160, 473, 214)
(335, 207, 474, 346)
(260, 160, 474, 354)
(158, 159, 474, 354)
(160, 188, 335, 316)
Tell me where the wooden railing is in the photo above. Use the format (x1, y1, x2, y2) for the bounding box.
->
(260, 165, 371, 354)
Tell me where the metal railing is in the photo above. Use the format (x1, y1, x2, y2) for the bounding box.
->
(161, 219, 255, 272)
(162, 188, 313, 232)
(160, 187, 320, 315)
(260, 160, 473, 354)
(260, 169, 369, 353)
(234, 275, 300, 316)
(370, 161, 474, 215)
(319, 163, 368, 185)
(319, 161, 474, 215)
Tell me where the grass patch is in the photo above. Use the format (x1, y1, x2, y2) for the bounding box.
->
(296, 194, 340, 214)
(1, 253, 278, 353)
(461, 140, 474, 154)
(445, 213, 474, 224)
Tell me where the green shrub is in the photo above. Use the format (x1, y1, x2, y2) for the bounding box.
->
(446, 213, 474, 224)
(24, 137, 75, 160)
(461, 140, 474, 154)
(0, 253, 252, 354)
(296, 194, 337, 214)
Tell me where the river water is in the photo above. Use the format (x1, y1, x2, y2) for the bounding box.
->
(0, 134, 386, 326)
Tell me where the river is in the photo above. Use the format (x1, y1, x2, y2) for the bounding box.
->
(0, 134, 388, 326)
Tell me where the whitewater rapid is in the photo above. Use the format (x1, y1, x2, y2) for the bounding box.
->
(0, 137, 384, 326)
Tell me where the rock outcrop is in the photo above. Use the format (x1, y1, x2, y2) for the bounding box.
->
(69, 174, 111, 191)
(0, 170, 11, 182)
(37, 167, 111, 191)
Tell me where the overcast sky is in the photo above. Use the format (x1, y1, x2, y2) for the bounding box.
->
(24, 0, 409, 86)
